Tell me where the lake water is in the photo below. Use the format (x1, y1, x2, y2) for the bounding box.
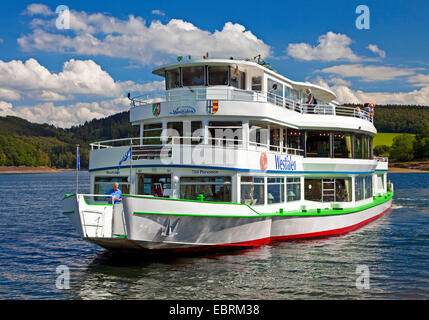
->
(0, 171, 428, 300)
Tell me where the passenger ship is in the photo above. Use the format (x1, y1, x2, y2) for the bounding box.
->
(63, 57, 393, 252)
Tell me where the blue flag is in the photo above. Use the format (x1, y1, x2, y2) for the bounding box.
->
(77, 147, 80, 171)
(117, 147, 131, 174)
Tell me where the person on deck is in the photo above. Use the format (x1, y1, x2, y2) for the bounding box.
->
(106, 182, 122, 204)
(306, 89, 317, 113)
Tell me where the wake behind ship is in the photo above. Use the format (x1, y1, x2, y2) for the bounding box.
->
(63, 57, 393, 252)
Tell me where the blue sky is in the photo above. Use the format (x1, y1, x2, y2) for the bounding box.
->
(0, 0, 428, 127)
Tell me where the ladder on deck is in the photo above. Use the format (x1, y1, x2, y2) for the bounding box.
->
(322, 179, 335, 202)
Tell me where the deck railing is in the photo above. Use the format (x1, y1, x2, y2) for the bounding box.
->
(130, 87, 373, 122)
(90, 136, 304, 158)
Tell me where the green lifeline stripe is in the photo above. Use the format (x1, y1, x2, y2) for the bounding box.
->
(133, 192, 393, 218)
(123, 193, 260, 214)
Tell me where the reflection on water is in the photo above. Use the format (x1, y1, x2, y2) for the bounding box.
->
(0, 172, 428, 299)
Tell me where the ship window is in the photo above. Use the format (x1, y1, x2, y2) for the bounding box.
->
(304, 178, 322, 201)
(166, 69, 181, 89)
(305, 178, 352, 202)
(251, 76, 262, 92)
(143, 123, 162, 145)
(333, 132, 353, 158)
(167, 121, 203, 145)
(179, 176, 231, 202)
(355, 176, 364, 201)
(364, 135, 370, 159)
(208, 66, 229, 85)
(267, 79, 284, 106)
(287, 177, 301, 201)
(306, 131, 331, 157)
(354, 134, 363, 159)
(249, 123, 268, 148)
(364, 176, 373, 199)
(230, 67, 245, 89)
(240, 176, 265, 205)
(208, 121, 243, 147)
(94, 176, 130, 198)
(182, 66, 205, 86)
(335, 178, 352, 202)
(270, 127, 281, 152)
(287, 129, 302, 152)
(267, 177, 285, 204)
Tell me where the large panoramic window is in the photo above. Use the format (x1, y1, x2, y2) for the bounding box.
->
(94, 176, 130, 196)
(286, 177, 301, 201)
(267, 177, 284, 204)
(166, 69, 181, 89)
(305, 178, 352, 202)
(180, 176, 231, 202)
(306, 131, 331, 157)
(333, 132, 353, 158)
(208, 66, 229, 86)
(240, 176, 265, 205)
(182, 66, 205, 86)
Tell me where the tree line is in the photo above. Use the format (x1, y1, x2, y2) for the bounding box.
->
(374, 127, 429, 161)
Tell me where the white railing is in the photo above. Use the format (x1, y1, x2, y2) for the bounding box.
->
(90, 136, 305, 157)
(130, 87, 373, 123)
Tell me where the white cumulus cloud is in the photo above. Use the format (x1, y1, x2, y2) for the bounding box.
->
(152, 10, 165, 16)
(22, 3, 54, 16)
(367, 44, 386, 58)
(287, 32, 362, 62)
(18, 9, 271, 65)
(319, 64, 416, 82)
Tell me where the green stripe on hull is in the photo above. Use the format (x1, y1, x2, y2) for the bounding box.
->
(133, 192, 393, 218)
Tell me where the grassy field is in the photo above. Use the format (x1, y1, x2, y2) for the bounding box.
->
(374, 133, 415, 147)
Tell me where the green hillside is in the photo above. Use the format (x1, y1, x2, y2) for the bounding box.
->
(374, 133, 416, 147)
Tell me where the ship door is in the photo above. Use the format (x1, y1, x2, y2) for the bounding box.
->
(137, 174, 172, 198)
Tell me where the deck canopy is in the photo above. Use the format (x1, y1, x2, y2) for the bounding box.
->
(152, 59, 337, 102)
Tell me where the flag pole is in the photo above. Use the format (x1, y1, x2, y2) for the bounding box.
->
(76, 144, 79, 195)
(130, 139, 133, 193)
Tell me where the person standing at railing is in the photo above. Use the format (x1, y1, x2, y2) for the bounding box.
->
(364, 103, 371, 120)
(370, 103, 375, 121)
(106, 182, 122, 204)
(305, 89, 317, 113)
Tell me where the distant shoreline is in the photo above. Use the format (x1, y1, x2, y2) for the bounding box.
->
(388, 161, 429, 173)
(0, 166, 74, 174)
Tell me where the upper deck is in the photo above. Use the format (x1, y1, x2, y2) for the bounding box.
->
(129, 58, 375, 134)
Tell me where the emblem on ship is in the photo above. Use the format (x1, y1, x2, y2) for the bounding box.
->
(152, 103, 161, 116)
(207, 100, 219, 114)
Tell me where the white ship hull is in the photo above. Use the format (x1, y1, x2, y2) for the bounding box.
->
(63, 193, 392, 253)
